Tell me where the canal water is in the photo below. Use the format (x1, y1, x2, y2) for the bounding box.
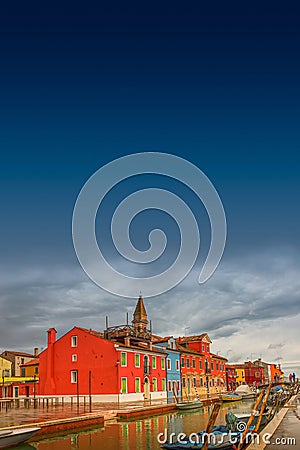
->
(6, 400, 256, 450)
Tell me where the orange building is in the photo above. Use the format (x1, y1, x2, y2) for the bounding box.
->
(20, 357, 39, 377)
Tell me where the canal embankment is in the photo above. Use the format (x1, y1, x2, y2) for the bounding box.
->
(247, 394, 299, 450)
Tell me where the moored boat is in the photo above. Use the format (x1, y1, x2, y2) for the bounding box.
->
(161, 425, 241, 449)
(0, 427, 41, 449)
(219, 393, 242, 402)
(235, 384, 257, 399)
(176, 399, 203, 411)
(225, 411, 269, 432)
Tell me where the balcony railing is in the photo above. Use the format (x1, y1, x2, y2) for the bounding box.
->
(144, 365, 151, 375)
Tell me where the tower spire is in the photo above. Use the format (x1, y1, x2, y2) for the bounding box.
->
(132, 294, 148, 332)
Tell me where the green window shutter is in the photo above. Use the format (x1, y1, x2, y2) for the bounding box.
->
(121, 352, 127, 366)
(135, 378, 140, 393)
(121, 378, 127, 393)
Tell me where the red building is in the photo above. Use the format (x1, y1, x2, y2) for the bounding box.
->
(39, 297, 167, 402)
(244, 361, 265, 386)
(176, 334, 227, 397)
(226, 365, 237, 391)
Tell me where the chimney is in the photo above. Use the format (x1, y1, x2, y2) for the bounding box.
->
(44, 328, 57, 395)
(34, 347, 39, 357)
(47, 328, 57, 345)
(124, 337, 130, 347)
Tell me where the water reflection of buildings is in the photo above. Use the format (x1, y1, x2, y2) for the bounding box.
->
(34, 402, 256, 450)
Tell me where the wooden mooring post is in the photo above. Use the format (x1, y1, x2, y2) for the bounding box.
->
(202, 402, 221, 450)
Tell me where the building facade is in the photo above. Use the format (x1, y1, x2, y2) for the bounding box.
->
(39, 297, 167, 402)
(153, 336, 181, 400)
(0, 350, 36, 376)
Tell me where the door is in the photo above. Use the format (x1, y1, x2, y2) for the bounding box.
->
(14, 387, 19, 398)
(25, 386, 30, 397)
(144, 377, 150, 400)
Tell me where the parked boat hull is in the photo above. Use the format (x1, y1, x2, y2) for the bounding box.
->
(0, 427, 40, 449)
(220, 394, 242, 402)
(177, 400, 203, 411)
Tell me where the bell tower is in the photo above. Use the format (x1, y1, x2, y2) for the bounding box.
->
(132, 295, 148, 333)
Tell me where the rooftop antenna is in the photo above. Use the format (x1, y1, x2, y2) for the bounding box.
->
(105, 315, 109, 330)
(126, 312, 129, 325)
(184, 327, 190, 336)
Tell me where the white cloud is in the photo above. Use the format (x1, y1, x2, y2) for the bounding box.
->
(0, 248, 299, 376)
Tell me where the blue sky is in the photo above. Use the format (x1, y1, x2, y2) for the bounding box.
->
(0, 2, 299, 375)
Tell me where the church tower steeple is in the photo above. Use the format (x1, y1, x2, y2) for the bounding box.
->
(132, 295, 148, 332)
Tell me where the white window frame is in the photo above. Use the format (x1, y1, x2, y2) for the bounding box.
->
(176, 360, 180, 371)
(71, 370, 78, 383)
(71, 336, 78, 347)
(135, 353, 140, 368)
(121, 352, 127, 367)
(121, 377, 127, 394)
(152, 356, 156, 369)
(152, 377, 157, 392)
(135, 377, 141, 393)
(72, 354, 77, 362)
(167, 358, 171, 370)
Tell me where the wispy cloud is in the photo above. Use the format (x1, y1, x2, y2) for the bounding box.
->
(0, 248, 299, 375)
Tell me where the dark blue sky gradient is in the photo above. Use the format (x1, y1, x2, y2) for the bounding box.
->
(1, 2, 300, 269)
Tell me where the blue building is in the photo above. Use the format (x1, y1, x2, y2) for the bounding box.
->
(153, 336, 181, 400)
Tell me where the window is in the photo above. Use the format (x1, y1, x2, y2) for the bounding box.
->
(206, 346, 209, 352)
(182, 377, 186, 388)
(199, 359, 203, 370)
(176, 360, 180, 371)
(167, 359, 171, 370)
(181, 357, 185, 368)
(71, 336, 78, 347)
(192, 359, 196, 368)
(21, 358, 24, 365)
(168, 380, 172, 392)
(135, 354, 140, 367)
(200, 377, 203, 387)
(121, 377, 127, 394)
(211, 362, 214, 370)
(35, 367, 39, 374)
(152, 378, 157, 392)
(121, 352, 127, 367)
(212, 379, 215, 386)
(216, 363, 219, 371)
(193, 377, 196, 387)
(72, 354, 77, 362)
(152, 356, 156, 369)
(161, 357, 165, 370)
(21, 368, 25, 377)
(71, 370, 78, 383)
(186, 358, 190, 368)
(202, 344, 205, 352)
(135, 377, 141, 393)
(162, 378, 166, 391)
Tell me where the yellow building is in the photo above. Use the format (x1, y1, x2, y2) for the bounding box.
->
(0, 355, 12, 378)
(234, 364, 246, 385)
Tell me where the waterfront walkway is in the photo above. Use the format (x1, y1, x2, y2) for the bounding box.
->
(266, 395, 300, 449)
